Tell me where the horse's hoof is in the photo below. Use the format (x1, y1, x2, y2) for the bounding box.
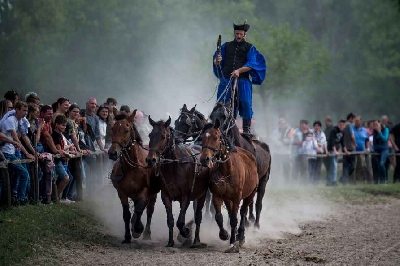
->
(121, 238, 131, 244)
(177, 227, 192, 243)
(166, 241, 175, 247)
(244, 219, 251, 228)
(143, 232, 152, 241)
(131, 229, 143, 239)
(190, 242, 208, 249)
(182, 237, 193, 247)
(238, 238, 245, 247)
(224, 243, 240, 253)
(254, 222, 260, 230)
(249, 215, 256, 223)
(219, 230, 230, 241)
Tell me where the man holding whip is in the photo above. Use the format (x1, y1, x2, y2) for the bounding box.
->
(213, 21, 267, 138)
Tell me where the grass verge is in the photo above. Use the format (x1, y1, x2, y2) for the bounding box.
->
(267, 183, 400, 205)
(0, 203, 117, 266)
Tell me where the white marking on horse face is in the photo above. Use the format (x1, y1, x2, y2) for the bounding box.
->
(205, 132, 210, 138)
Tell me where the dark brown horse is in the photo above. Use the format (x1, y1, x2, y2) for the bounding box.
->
(174, 104, 214, 217)
(200, 120, 258, 253)
(108, 110, 161, 243)
(145, 116, 210, 248)
(209, 102, 271, 228)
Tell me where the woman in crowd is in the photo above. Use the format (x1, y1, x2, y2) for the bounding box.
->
(96, 105, 110, 149)
(52, 97, 70, 123)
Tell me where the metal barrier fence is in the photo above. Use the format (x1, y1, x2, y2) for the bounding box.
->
(0, 150, 106, 208)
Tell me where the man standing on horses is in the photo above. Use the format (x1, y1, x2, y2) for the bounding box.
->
(213, 21, 267, 137)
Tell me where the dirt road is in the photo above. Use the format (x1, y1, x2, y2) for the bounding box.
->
(46, 191, 400, 266)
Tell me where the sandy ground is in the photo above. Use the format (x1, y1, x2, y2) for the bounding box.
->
(29, 182, 400, 266)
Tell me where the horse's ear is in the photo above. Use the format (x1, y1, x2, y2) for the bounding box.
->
(189, 106, 196, 113)
(164, 116, 171, 128)
(128, 109, 137, 122)
(148, 116, 155, 127)
(182, 104, 188, 111)
(112, 107, 119, 117)
(214, 119, 220, 129)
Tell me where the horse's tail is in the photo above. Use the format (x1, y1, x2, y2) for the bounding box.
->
(254, 140, 271, 182)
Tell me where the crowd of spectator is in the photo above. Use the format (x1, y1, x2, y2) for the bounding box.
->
(270, 113, 400, 186)
(2, 89, 399, 208)
(0, 90, 150, 207)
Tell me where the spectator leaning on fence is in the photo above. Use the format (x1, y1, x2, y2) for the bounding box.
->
(353, 116, 372, 183)
(341, 113, 356, 185)
(85, 98, 107, 153)
(301, 131, 319, 184)
(312, 120, 327, 184)
(52, 115, 76, 204)
(372, 120, 390, 184)
(0, 101, 35, 205)
(291, 119, 311, 181)
(323, 116, 334, 181)
(327, 120, 346, 186)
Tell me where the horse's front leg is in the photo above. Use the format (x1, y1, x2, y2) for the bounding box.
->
(131, 188, 148, 239)
(161, 191, 174, 247)
(213, 195, 229, 242)
(225, 198, 240, 253)
(247, 200, 256, 223)
(118, 192, 131, 243)
(143, 194, 157, 240)
(176, 197, 191, 239)
(191, 192, 206, 248)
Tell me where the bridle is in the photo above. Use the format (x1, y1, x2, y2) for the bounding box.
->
(174, 111, 204, 141)
(148, 126, 174, 160)
(112, 121, 146, 168)
(201, 130, 230, 164)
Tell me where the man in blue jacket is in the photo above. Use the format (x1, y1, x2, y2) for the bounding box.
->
(213, 21, 267, 137)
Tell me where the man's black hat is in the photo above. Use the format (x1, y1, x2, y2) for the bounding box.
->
(233, 20, 250, 32)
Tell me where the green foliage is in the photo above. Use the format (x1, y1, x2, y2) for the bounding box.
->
(1, 0, 399, 120)
(251, 22, 331, 97)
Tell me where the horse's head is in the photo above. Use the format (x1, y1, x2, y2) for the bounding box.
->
(200, 119, 225, 168)
(209, 102, 232, 130)
(174, 104, 207, 143)
(146, 115, 172, 167)
(108, 109, 141, 161)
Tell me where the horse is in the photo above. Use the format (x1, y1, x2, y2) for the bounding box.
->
(145, 116, 210, 248)
(174, 104, 214, 217)
(200, 120, 259, 253)
(108, 110, 162, 244)
(209, 102, 271, 229)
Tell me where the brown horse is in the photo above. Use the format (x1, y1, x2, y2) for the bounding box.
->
(108, 110, 161, 244)
(145, 116, 210, 248)
(200, 120, 258, 253)
(209, 102, 271, 228)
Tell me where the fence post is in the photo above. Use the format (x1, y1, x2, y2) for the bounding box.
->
(0, 165, 11, 208)
(70, 156, 83, 201)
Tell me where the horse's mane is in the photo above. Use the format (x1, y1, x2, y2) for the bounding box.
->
(115, 114, 127, 121)
(194, 110, 206, 121)
(211, 102, 224, 114)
